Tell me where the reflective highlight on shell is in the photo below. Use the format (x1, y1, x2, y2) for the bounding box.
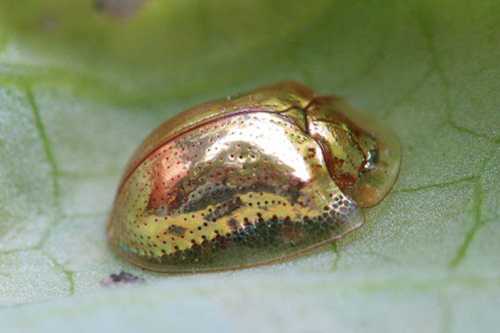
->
(108, 81, 400, 273)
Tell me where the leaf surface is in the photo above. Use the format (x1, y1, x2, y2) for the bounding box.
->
(0, 1, 499, 331)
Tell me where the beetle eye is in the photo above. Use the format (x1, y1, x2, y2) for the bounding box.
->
(363, 148, 379, 171)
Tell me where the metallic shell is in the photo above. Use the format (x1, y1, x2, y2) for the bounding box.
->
(108, 81, 399, 273)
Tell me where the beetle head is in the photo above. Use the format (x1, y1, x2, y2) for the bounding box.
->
(305, 96, 400, 208)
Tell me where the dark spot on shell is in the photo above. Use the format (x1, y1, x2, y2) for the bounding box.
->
(227, 218, 240, 231)
(167, 224, 187, 236)
(205, 197, 243, 222)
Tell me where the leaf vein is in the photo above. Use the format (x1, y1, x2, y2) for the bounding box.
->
(396, 176, 477, 193)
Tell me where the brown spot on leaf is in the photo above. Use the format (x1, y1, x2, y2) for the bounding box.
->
(100, 271, 145, 286)
(94, 0, 148, 19)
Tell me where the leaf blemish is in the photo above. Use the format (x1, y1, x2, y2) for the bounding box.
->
(100, 271, 145, 286)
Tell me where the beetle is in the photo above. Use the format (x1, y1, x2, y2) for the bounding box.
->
(108, 81, 400, 273)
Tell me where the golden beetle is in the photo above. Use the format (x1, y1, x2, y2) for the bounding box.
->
(108, 81, 400, 273)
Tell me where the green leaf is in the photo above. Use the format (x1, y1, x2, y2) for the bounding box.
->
(0, 0, 499, 331)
